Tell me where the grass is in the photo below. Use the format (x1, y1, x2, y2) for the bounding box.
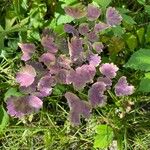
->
(0, 95, 149, 149)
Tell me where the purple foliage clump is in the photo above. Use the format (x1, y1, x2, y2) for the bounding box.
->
(65, 92, 91, 126)
(88, 82, 107, 108)
(16, 65, 36, 87)
(18, 43, 36, 61)
(87, 4, 101, 21)
(64, 5, 87, 19)
(99, 63, 119, 79)
(6, 95, 42, 118)
(6, 3, 134, 126)
(106, 7, 122, 26)
(115, 76, 134, 96)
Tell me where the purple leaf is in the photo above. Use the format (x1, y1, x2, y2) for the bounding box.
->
(99, 63, 119, 78)
(115, 76, 134, 96)
(27, 61, 46, 78)
(78, 23, 89, 35)
(56, 38, 69, 53)
(37, 74, 56, 97)
(97, 77, 112, 89)
(87, 4, 101, 21)
(65, 92, 91, 126)
(6, 95, 43, 118)
(64, 24, 79, 36)
(94, 22, 110, 33)
(41, 36, 58, 53)
(39, 53, 56, 69)
(18, 43, 36, 61)
(92, 42, 104, 53)
(106, 7, 122, 26)
(88, 82, 107, 108)
(68, 36, 83, 61)
(55, 69, 69, 84)
(48, 64, 61, 75)
(42, 28, 55, 37)
(28, 95, 43, 109)
(48, 55, 71, 74)
(57, 55, 71, 70)
(16, 65, 36, 87)
(69, 111, 80, 125)
(64, 5, 87, 19)
(67, 64, 96, 90)
(87, 53, 101, 67)
(19, 78, 38, 94)
(86, 31, 98, 42)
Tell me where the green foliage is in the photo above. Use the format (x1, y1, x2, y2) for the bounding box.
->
(94, 125, 114, 148)
(118, 8, 136, 25)
(0, 18, 28, 49)
(138, 73, 150, 92)
(54, 12, 74, 25)
(108, 36, 125, 55)
(112, 25, 125, 37)
(52, 84, 68, 96)
(126, 34, 137, 51)
(93, 0, 112, 8)
(4, 88, 23, 102)
(28, 1, 47, 28)
(144, 5, 150, 15)
(145, 24, 150, 43)
(121, 14, 137, 25)
(60, 0, 77, 5)
(124, 49, 150, 71)
(0, 106, 9, 133)
(137, 0, 145, 5)
(136, 28, 145, 44)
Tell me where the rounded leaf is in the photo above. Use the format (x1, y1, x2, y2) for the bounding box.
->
(16, 65, 36, 87)
(87, 4, 101, 21)
(106, 7, 122, 26)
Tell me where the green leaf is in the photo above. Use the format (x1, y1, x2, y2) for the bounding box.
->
(4, 88, 22, 102)
(94, 125, 114, 148)
(60, 0, 77, 5)
(0, 25, 4, 32)
(6, 17, 28, 33)
(145, 24, 150, 43)
(117, 8, 131, 14)
(55, 13, 74, 25)
(28, 2, 47, 28)
(5, 17, 17, 30)
(138, 73, 150, 92)
(49, 18, 57, 29)
(124, 49, 150, 71)
(137, 0, 145, 5)
(112, 26, 125, 37)
(0, 33, 5, 49)
(136, 28, 145, 44)
(53, 84, 67, 96)
(0, 17, 28, 49)
(0, 83, 10, 89)
(21, 0, 28, 10)
(93, 0, 112, 8)
(109, 37, 125, 54)
(126, 35, 137, 51)
(121, 14, 136, 25)
(145, 5, 150, 15)
(27, 30, 40, 41)
(54, 24, 65, 35)
(0, 106, 9, 133)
